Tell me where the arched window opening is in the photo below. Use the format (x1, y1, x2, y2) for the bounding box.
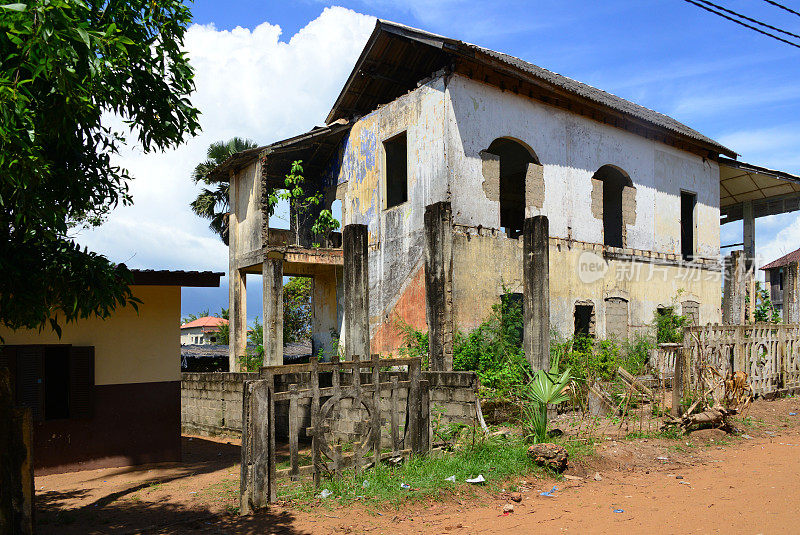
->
(592, 165, 632, 248)
(484, 138, 539, 239)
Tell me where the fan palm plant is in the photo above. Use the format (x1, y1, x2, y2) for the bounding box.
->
(521, 355, 573, 443)
(190, 137, 258, 244)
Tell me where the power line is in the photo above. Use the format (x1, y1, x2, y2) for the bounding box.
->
(763, 0, 800, 19)
(682, 0, 800, 49)
(695, 0, 800, 40)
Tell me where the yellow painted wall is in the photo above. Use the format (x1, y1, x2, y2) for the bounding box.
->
(0, 285, 180, 385)
(451, 232, 722, 338)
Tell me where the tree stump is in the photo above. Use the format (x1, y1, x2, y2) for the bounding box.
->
(527, 443, 568, 472)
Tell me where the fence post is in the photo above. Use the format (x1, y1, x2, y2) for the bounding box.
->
(672, 340, 689, 417)
(424, 202, 454, 371)
(343, 224, 371, 361)
(523, 215, 550, 371)
(239, 378, 272, 514)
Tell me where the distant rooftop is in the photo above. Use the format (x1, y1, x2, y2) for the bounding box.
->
(180, 316, 229, 330)
(761, 247, 800, 271)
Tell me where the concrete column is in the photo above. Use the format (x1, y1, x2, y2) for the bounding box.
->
(343, 224, 370, 360)
(743, 201, 755, 272)
(229, 268, 247, 372)
(786, 261, 799, 324)
(722, 250, 745, 325)
(263, 255, 284, 367)
(523, 215, 550, 371)
(424, 201, 454, 371)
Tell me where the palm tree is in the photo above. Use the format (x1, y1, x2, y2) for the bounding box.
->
(191, 137, 259, 245)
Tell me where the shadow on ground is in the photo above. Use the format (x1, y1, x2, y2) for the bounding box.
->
(35, 436, 309, 534)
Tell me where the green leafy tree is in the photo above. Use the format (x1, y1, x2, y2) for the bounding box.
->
(283, 277, 312, 343)
(0, 0, 200, 335)
(267, 161, 340, 247)
(191, 138, 258, 244)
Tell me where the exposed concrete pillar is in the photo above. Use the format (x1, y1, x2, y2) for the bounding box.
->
(229, 268, 247, 372)
(343, 224, 370, 360)
(524, 215, 550, 371)
(743, 201, 755, 272)
(786, 261, 800, 324)
(263, 254, 284, 367)
(722, 250, 745, 325)
(424, 201, 454, 371)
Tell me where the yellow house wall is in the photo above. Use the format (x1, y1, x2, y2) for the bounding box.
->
(452, 232, 721, 338)
(0, 285, 180, 385)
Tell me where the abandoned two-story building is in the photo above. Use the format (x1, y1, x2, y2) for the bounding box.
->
(212, 21, 800, 370)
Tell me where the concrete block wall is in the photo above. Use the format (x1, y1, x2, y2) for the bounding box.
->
(181, 372, 251, 438)
(180, 370, 479, 444)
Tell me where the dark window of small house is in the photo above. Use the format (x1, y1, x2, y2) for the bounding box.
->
(44, 346, 70, 420)
(0, 345, 94, 421)
(681, 191, 696, 260)
(384, 132, 407, 209)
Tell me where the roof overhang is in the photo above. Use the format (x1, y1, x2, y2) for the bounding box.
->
(325, 20, 735, 159)
(259, 120, 351, 187)
(719, 157, 800, 224)
(131, 269, 224, 287)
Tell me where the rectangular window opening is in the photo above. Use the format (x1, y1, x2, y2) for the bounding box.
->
(384, 132, 408, 209)
(681, 191, 696, 261)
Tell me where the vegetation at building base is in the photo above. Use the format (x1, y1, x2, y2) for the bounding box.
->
(748, 281, 782, 324)
(0, 0, 200, 335)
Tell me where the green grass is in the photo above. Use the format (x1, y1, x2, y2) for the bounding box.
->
(276, 435, 593, 507)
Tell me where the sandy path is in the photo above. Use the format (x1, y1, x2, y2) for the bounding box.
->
(284, 434, 800, 534)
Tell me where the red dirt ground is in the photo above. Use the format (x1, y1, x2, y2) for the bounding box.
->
(36, 396, 800, 534)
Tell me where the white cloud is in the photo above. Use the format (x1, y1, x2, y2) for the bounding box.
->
(77, 7, 376, 274)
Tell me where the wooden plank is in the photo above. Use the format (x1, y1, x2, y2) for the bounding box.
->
(371, 354, 381, 469)
(273, 380, 412, 401)
(289, 384, 299, 480)
(310, 358, 321, 488)
(390, 376, 399, 454)
(617, 367, 653, 399)
(408, 359, 422, 453)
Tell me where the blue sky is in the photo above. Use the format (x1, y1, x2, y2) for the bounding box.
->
(77, 1, 800, 323)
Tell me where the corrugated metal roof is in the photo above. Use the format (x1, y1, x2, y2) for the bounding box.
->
(761, 247, 800, 271)
(326, 20, 735, 157)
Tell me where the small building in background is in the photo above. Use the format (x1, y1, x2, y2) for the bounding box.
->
(761, 247, 800, 321)
(180, 316, 228, 345)
(0, 269, 223, 475)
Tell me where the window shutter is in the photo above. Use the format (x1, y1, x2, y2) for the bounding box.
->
(0, 345, 17, 375)
(69, 346, 94, 418)
(16, 346, 44, 421)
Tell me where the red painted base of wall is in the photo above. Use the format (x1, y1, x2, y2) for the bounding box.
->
(34, 381, 181, 476)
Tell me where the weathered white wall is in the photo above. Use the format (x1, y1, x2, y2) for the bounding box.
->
(444, 74, 720, 258)
(329, 77, 448, 352)
(233, 159, 263, 258)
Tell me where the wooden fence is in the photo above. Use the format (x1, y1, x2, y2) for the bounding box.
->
(239, 355, 429, 513)
(661, 324, 800, 398)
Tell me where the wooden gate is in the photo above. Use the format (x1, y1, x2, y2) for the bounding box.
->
(240, 355, 429, 513)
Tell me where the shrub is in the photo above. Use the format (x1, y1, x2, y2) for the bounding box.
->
(654, 307, 687, 343)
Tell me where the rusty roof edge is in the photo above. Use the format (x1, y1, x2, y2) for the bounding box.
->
(326, 19, 736, 158)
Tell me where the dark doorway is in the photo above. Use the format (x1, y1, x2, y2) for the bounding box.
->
(485, 138, 538, 239)
(593, 165, 631, 249)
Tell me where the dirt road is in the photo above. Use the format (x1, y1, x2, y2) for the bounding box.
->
(36, 397, 800, 534)
(306, 433, 800, 534)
